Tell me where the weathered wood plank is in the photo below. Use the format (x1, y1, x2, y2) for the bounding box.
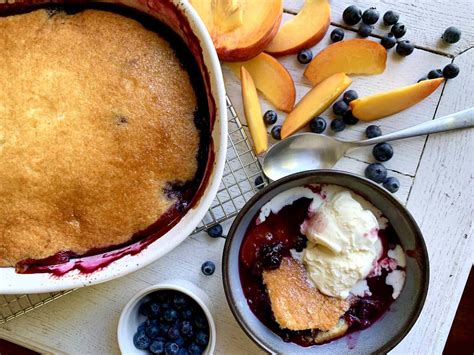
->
(283, 0, 474, 56)
(392, 48, 474, 354)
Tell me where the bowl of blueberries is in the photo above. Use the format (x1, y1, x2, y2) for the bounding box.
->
(118, 279, 216, 354)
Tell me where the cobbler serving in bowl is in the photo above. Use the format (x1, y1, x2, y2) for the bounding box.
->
(223, 171, 429, 354)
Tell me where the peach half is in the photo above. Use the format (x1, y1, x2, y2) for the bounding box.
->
(304, 39, 387, 86)
(281, 73, 352, 138)
(241, 66, 269, 154)
(190, 0, 283, 61)
(227, 53, 296, 112)
(265, 0, 330, 56)
(350, 78, 444, 121)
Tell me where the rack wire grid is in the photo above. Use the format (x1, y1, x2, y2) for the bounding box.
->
(0, 95, 268, 324)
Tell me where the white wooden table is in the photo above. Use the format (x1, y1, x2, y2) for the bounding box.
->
(1, 1, 473, 354)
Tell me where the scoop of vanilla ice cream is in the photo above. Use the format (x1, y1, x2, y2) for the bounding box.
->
(302, 190, 382, 299)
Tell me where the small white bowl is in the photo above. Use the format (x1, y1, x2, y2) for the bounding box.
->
(118, 279, 216, 354)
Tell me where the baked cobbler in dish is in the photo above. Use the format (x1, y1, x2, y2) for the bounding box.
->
(0, 6, 209, 269)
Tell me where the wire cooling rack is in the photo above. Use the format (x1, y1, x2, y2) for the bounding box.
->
(0, 95, 268, 324)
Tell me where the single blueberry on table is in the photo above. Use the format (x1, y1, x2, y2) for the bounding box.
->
(330, 118, 346, 132)
(366, 125, 382, 138)
(173, 294, 188, 310)
(187, 342, 203, 355)
(150, 339, 165, 354)
(362, 7, 379, 25)
(443, 63, 460, 79)
(383, 10, 399, 25)
(343, 90, 358, 103)
(271, 125, 282, 140)
(165, 342, 180, 355)
(396, 40, 414, 56)
(168, 324, 181, 340)
(358, 23, 373, 37)
(195, 330, 209, 347)
(380, 33, 397, 49)
(391, 23, 406, 38)
(427, 69, 443, 79)
(310, 117, 327, 134)
(297, 49, 313, 64)
(330, 28, 344, 42)
(332, 100, 349, 115)
(342, 5, 362, 25)
(263, 110, 278, 125)
(133, 330, 151, 350)
(342, 110, 359, 125)
(365, 163, 388, 183)
(201, 261, 215, 276)
(442, 26, 461, 44)
(383, 176, 400, 193)
(372, 143, 394, 162)
(254, 175, 264, 190)
(206, 224, 223, 238)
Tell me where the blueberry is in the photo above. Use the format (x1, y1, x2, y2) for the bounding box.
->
(194, 313, 208, 329)
(343, 90, 358, 103)
(146, 322, 161, 339)
(158, 322, 171, 337)
(168, 325, 181, 340)
(362, 7, 379, 25)
(137, 322, 146, 332)
(195, 330, 209, 347)
(391, 23, 406, 38)
(173, 294, 188, 310)
(443, 63, 460, 79)
(294, 235, 308, 252)
(310, 117, 327, 133)
(372, 143, 394, 162)
(263, 254, 282, 269)
(147, 302, 161, 318)
(271, 125, 282, 140)
(417, 77, 427, 83)
(383, 10, 399, 25)
(343, 5, 362, 25)
(427, 69, 443, 79)
(187, 343, 203, 355)
(396, 40, 414, 56)
(366, 125, 382, 138)
(150, 339, 166, 354)
(254, 175, 265, 190)
(365, 163, 388, 183)
(180, 320, 193, 337)
(134, 330, 151, 350)
(175, 337, 185, 347)
(330, 118, 346, 132)
(381, 33, 397, 49)
(297, 49, 313, 64)
(139, 301, 150, 316)
(342, 110, 359, 125)
(181, 308, 193, 320)
(206, 224, 222, 238)
(201, 261, 215, 276)
(263, 110, 278, 125)
(165, 342, 180, 355)
(358, 23, 373, 37)
(383, 177, 400, 193)
(442, 26, 461, 44)
(164, 308, 179, 322)
(177, 349, 189, 355)
(330, 28, 344, 42)
(332, 100, 349, 115)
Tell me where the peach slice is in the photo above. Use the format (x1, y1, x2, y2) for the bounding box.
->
(304, 39, 387, 86)
(350, 78, 444, 121)
(190, 0, 283, 62)
(241, 66, 268, 154)
(227, 53, 296, 112)
(281, 73, 352, 138)
(265, 0, 331, 56)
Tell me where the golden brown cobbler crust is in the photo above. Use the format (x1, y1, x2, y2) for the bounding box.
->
(0, 9, 200, 266)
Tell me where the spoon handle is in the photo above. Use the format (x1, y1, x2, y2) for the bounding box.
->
(355, 107, 474, 146)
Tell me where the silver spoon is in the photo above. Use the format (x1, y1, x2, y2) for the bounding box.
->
(262, 107, 474, 181)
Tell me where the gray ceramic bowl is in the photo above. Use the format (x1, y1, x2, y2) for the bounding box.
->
(222, 170, 429, 354)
